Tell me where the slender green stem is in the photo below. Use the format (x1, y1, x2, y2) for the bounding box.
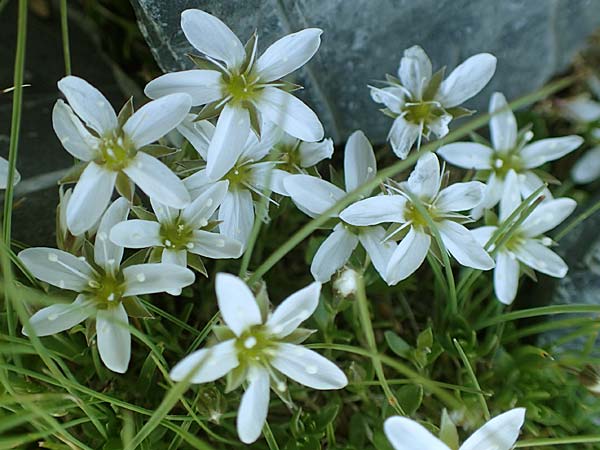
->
(453, 339, 490, 420)
(555, 197, 600, 242)
(263, 422, 280, 450)
(60, 0, 72, 75)
(475, 304, 600, 330)
(355, 272, 404, 415)
(239, 190, 270, 278)
(515, 435, 600, 447)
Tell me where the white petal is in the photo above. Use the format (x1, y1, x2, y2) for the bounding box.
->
(57, 76, 117, 136)
(572, 146, 600, 184)
(407, 152, 441, 201)
(218, 189, 254, 246)
(370, 86, 405, 114)
(123, 152, 190, 208)
(256, 28, 322, 82)
(177, 117, 215, 160)
(183, 169, 213, 196)
(18, 247, 95, 291)
(162, 248, 187, 267)
(435, 181, 485, 212)
(520, 136, 584, 169)
(271, 343, 348, 389)
(499, 170, 520, 222)
(189, 230, 243, 259)
(388, 116, 420, 160)
(265, 168, 290, 196)
(518, 171, 552, 201)
(438, 220, 495, 270)
(512, 240, 568, 277)
(472, 173, 504, 218)
(298, 138, 334, 167)
(494, 251, 520, 305)
(344, 130, 377, 192)
(110, 219, 162, 248)
(520, 197, 576, 237)
(206, 104, 250, 180)
(254, 87, 324, 142)
(123, 94, 192, 148)
(182, 180, 229, 228)
(170, 339, 238, 383)
(384, 416, 450, 450)
(215, 272, 262, 336)
(460, 408, 526, 450)
(94, 197, 130, 270)
(428, 113, 452, 138)
(398, 45, 432, 99)
(0, 158, 19, 189)
(52, 100, 100, 161)
(310, 225, 359, 283)
(358, 226, 397, 284)
(436, 53, 497, 108)
(339, 195, 406, 226)
(181, 9, 245, 69)
(436, 142, 493, 170)
(66, 162, 117, 236)
(560, 95, 600, 123)
(237, 367, 270, 444)
(23, 295, 93, 337)
(122, 263, 195, 296)
(284, 174, 345, 218)
(144, 70, 224, 105)
(240, 130, 278, 162)
(489, 92, 517, 152)
(386, 227, 431, 285)
(96, 303, 130, 373)
(471, 225, 497, 247)
(266, 282, 321, 337)
(150, 197, 178, 224)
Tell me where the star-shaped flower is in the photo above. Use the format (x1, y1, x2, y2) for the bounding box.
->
(19, 197, 195, 373)
(385, 408, 525, 450)
(340, 153, 494, 285)
(170, 273, 347, 444)
(438, 92, 583, 217)
(284, 130, 397, 283)
(472, 170, 575, 304)
(371, 45, 496, 159)
(53, 76, 192, 235)
(145, 9, 324, 181)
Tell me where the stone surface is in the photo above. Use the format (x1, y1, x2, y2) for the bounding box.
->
(0, 2, 126, 246)
(130, 0, 600, 143)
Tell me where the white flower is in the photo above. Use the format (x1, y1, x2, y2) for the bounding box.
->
(170, 273, 347, 444)
(53, 76, 192, 236)
(109, 181, 243, 283)
(0, 156, 20, 189)
(145, 9, 324, 181)
(183, 120, 282, 247)
(19, 197, 195, 373)
(438, 92, 583, 216)
(385, 408, 525, 450)
(371, 45, 496, 159)
(472, 170, 575, 304)
(283, 130, 397, 283)
(340, 152, 494, 285)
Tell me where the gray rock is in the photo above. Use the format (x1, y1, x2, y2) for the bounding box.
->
(130, 0, 600, 143)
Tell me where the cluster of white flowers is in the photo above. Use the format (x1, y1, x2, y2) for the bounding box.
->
(14, 7, 592, 446)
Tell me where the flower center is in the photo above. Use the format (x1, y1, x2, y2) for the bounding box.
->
(491, 151, 522, 178)
(160, 219, 194, 251)
(403, 201, 433, 229)
(403, 100, 445, 125)
(224, 163, 251, 189)
(275, 142, 302, 172)
(235, 325, 276, 366)
(223, 72, 260, 105)
(88, 272, 125, 309)
(97, 134, 135, 171)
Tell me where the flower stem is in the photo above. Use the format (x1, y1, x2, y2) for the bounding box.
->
(263, 422, 280, 450)
(60, 0, 71, 75)
(475, 304, 600, 330)
(452, 338, 490, 420)
(355, 272, 405, 415)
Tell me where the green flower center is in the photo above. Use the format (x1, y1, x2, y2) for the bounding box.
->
(403, 101, 446, 125)
(224, 163, 251, 189)
(160, 219, 194, 251)
(97, 134, 135, 171)
(491, 151, 523, 178)
(275, 142, 302, 172)
(404, 201, 435, 229)
(223, 72, 260, 105)
(88, 272, 126, 309)
(235, 325, 276, 366)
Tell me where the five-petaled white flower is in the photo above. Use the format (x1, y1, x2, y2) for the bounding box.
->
(183, 120, 282, 247)
(438, 92, 583, 217)
(371, 45, 496, 159)
(145, 9, 324, 181)
(19, 197, 195, 373)
(53, 76, 192, 235)
(109, 181, 243, 294)
(385, 408, 525, 450)
(340, 152, 494, 285)
(472, 170, 575, 304)
(170, 273, 347, 444)
(284, 130, 397, 283)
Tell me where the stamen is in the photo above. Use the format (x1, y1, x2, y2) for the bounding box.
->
(136, 273, 146, 282)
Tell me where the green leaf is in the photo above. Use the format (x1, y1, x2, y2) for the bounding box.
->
(115, 172, 134, 201)
(395, 384, 423, 416)
(439, 409, 459, 450)
(195, 101, 225, 121)
(122, 248, 150, 268)
(122, 296, 154, 318)
(384, 331, 411, 358)
(187, 53, 222, 71)
(140, 145, 180, 159)
(446, 106, 474, 119)
(187, 253, 208, 277)
(117, 97, 135, 130)
(245, 101, 262, 138)
(417, 327, 433, 349)
(281, 327, 316, 344)
(131, 205, 156, 221)
(58, 162, 87, 185)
